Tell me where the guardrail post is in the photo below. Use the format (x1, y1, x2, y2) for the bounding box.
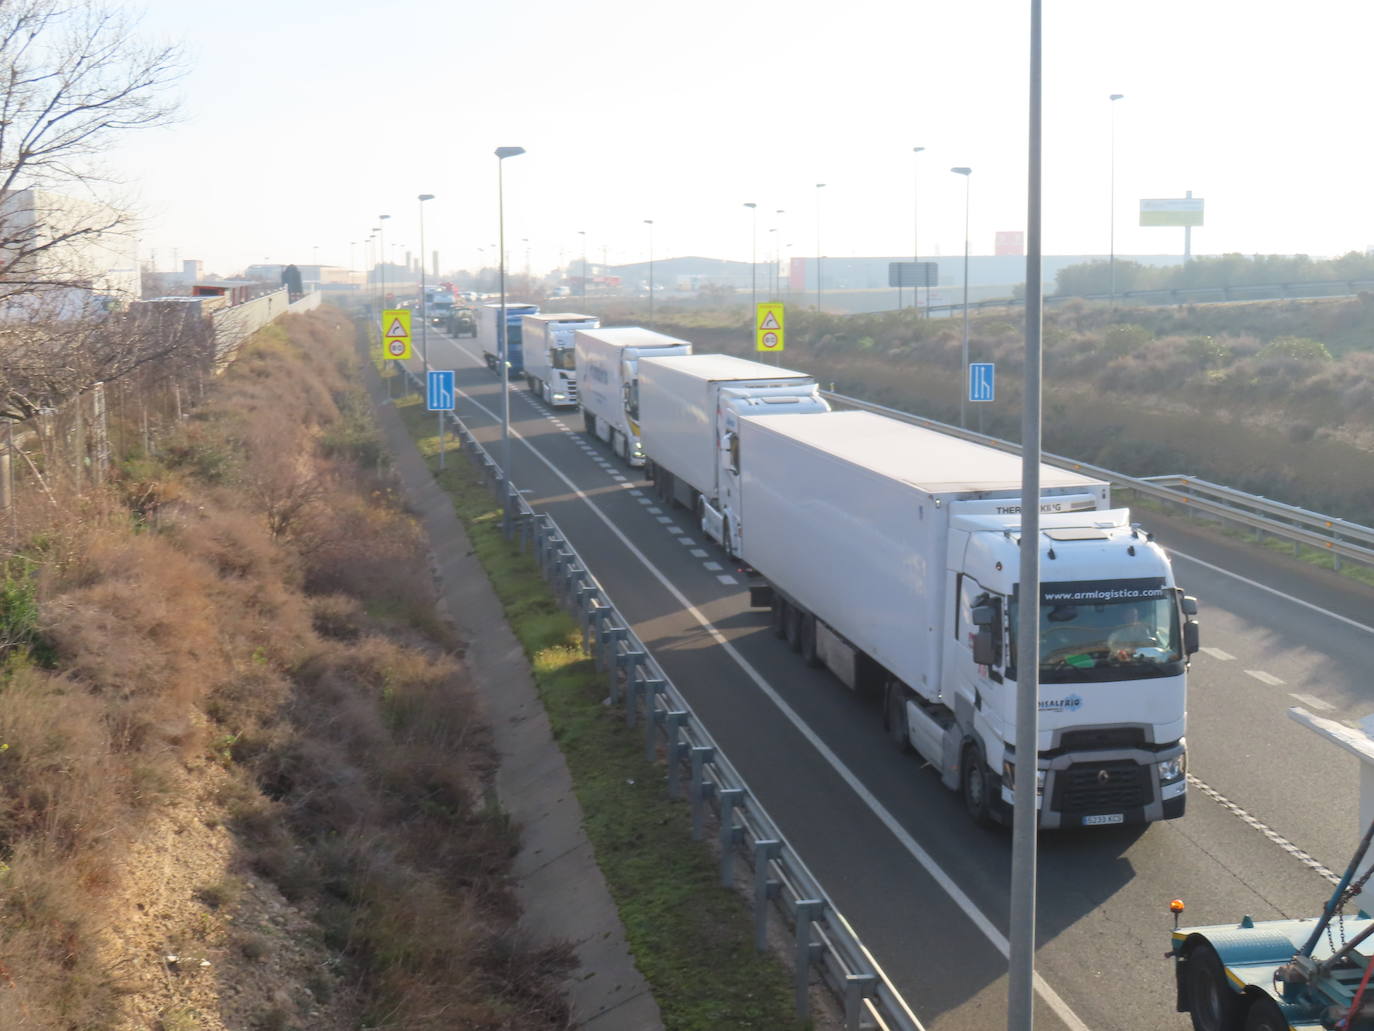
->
(844, 974, 878, 1031)
(607, 630, 630, 701)
(588, 606, 610, 669)
(622, 651, 646, 726)
(665, 711, 689, 799)
(752, 840, 782, 951)
(689, 746, 716, 840)
(599, 621, 622, 677)
(643, 680, 665, 761)
(718, 788, 745, 886)
(794, 899, 825, 1018)
(580, 592, 600, 654)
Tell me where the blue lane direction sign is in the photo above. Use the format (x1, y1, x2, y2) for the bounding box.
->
(427, 370, 456, 411)
(969, 362, 995, 403)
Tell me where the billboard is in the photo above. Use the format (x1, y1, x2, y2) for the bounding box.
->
(1140, 198, 1204, 227)
(995, 231, 1024, 256)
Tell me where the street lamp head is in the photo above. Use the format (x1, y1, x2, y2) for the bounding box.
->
(1110, 93, 1124, 101)
(644, 219, 653, 226)
(914, 146, 926, 154)
(776, 208, 784, 215)
(495, 146, 525, 160)
(744, 202, 756, 209)
(379, 214, 391, 221)
(815, 183, 826, 189)
(418, 193, 434, 202)
(951, 167, 972, 176)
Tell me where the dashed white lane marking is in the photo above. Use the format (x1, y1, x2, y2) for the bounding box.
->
(717, 574, 739, 585)
(1289, 692, 1335, 712)
(1188, 774, 1340, 885)
(1199, 646, 1235, 661)
(611, 475, 627, 482)
(655, 516, 672, 524)
(677, 537, 695, 546)
(627, 490, 643, 496)
(690, 549, 709, 558)
(704, 561, 724, 571)
(646, 506, 662, 514)
(1246, 669, 1285, 686)
(637, 498, 652, 506)
(665, 524, 683, 534)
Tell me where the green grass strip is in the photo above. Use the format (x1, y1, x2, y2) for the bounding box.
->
(391, 392, 809, 1031)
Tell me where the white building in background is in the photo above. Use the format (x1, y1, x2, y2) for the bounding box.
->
(0, 187, 140, 316)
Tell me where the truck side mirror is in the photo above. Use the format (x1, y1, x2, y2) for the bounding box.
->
(971, 603, 1003, 667)
(1184, 620, 1200, 656)
(1180, 595, 1198, 617)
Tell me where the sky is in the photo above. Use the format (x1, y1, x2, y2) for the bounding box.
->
(106, 0, 1374, 279)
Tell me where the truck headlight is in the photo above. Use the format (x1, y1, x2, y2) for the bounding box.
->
(1001, 761, 1045, 794)
(1158, 753, 1187, 783)
(552, 393, 566, 401)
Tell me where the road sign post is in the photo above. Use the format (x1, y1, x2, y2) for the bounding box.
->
(756, 302, 785, 364)
(427, 370, 455, 469)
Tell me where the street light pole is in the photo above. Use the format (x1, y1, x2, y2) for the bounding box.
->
(951, 167, 972, 429)
(644, 219, 655, 327)
(495, 146, 525, 530)
(578, 230, 587, 302)
(418, 193, 434, 372)
(744, 202, 757, 334)
(774, 209, 785, 299)
(378, 214, 391, 311)
(814, 183, 826, 312)
(1109, 93, 1124, 305)
(913, 146, 925, 313)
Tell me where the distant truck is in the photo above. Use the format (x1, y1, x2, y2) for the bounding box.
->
(445, 307, 476, 337)
(637, 354, 829, 552)
(424, 287, 455, 325)
(574, 327, 691, 466)
(521, 313, 599, 408)
(739, 411, 1198, 828)
(476, 302, 539, 374)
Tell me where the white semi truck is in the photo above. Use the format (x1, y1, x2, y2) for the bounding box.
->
(574, 327, 691, 466)
(739, 410, 1199, 829)
(521, 313, 599, 408)
(476, 302, 539, 374)
(637, 353, 830, 556)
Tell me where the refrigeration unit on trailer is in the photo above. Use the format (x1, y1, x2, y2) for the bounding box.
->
(521, 313, 599, 408)
(573, 327, 691, 466)
(476, 302, 539, 374)
(739, 410, 1199, 829)
(637, 353, 829, 556)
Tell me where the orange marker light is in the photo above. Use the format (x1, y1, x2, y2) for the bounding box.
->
(1170, 899, 1185, 914)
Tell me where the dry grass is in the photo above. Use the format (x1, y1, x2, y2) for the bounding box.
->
(0, 307, 572, 1029)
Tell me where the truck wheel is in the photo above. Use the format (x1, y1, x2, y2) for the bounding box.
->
(771, 598, 787, 639)
(961, 746, 996, 827)
(542, 382, 552, 404)
(1186, 944, 1241, 1031)
(884, 683, 913, 753)
(800, 613, 821, 668)
(526, 375, 537, 395)
(1241, 996, 1286, 1031)
(583, 411, 595, 435)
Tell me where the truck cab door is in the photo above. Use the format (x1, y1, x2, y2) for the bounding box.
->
(955, 574, 1006, 719)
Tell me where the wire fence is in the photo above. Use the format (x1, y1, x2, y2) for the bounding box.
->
(396, 361, 924, 1031)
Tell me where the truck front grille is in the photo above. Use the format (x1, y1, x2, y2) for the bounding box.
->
(1059, 727, 1146, 752)
(1052, 760, 1151, 813)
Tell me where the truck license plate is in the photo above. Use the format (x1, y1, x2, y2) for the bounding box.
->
(1082, 813, 1124, 826)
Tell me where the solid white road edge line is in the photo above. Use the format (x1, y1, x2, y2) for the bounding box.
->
(437, 345, 1092, 1031)
(1169, 550, 1374, 635)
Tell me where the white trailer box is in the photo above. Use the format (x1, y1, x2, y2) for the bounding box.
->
(738, 410, 1109, 697)
(574, 327, 691, 465)
(521, 313, 599, 408)
(640, 354, 818, 495)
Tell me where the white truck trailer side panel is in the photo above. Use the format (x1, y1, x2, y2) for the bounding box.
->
(573, 327, 691, 432)
(739, 411, 1109, 695)
(639, 354, 815, 496)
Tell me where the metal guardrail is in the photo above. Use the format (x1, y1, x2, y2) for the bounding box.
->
(396, 364, 922, 1031)
(919, 278, 1374, 319)
(821, 391, 1374, 573)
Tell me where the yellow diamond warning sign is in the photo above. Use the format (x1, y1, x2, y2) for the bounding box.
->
(756, 303, 784, 353)
(382, 309, 412, 360)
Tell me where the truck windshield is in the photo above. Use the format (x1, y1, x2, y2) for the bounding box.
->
(551, 346, 575, 371)
(1009, 595, 1183, 682)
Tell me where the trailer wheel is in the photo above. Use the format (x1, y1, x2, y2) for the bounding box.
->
(884, 683, 912, 753)
(960, 746, 996, 827)
(800, 613, 821, 668)
(583, 411, 595, 435)
(1186, 943, 1241, 1031)
(1241, 996, 1287, 1031)
(771, 597, 787, 639)
(784, 601, 803, 652)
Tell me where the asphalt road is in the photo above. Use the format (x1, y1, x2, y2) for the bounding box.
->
(400, 325, 1374, 1030)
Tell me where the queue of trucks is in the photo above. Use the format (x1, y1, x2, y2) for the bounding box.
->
(455, 304, 1199, 830)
